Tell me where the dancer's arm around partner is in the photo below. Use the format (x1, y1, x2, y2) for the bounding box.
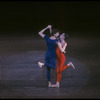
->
(56, 40, 67, 53)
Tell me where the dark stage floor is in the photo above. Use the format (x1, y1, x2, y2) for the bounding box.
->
(0, 34, 100, 99)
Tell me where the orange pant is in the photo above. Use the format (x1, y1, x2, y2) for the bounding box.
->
(56, 47, 68, 82)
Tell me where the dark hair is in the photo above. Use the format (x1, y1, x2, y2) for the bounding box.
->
(51, 28, 60, 36)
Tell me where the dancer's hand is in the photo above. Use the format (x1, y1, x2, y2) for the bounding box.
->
(56, 41, 58, 45)
(47, 25, 52, 29)
(56, 41, 60, 45)
(64, 51, 66, 53)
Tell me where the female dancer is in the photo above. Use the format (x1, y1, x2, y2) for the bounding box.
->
(38, 25, 59, 87)
(52, 33, 75, 88)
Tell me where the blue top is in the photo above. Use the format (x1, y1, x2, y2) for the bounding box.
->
(44, 35, 58, 69)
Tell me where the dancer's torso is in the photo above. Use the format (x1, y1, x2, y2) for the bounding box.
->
(45, 35, 58, 58)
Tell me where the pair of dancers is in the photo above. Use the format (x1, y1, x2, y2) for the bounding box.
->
(38, 25, 75, 88)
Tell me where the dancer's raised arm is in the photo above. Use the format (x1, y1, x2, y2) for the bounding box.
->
(38, 25, 52, 38)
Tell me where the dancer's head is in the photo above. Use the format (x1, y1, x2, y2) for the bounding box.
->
(59, 33, 69, 40)
(51, 29, 60, 38)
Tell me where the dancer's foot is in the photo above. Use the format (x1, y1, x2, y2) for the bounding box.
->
(38, 62, 44, 68)
(48, 82, 53, 87)
(68, 62, 75, 69)
(51, 84, 60, 88)
(51, 82, 60, 88)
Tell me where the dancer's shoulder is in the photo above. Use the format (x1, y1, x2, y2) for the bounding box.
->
(44, 35, 49, 40)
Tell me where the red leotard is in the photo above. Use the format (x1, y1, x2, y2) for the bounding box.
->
(56, 46, 68, 82)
